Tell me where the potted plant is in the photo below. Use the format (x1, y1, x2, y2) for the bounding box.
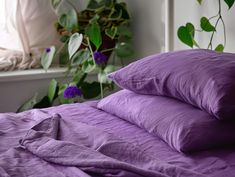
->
(17, 0, 134, 112)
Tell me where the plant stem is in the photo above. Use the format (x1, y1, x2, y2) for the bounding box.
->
(208, 12, 220, 21)
(221, 16, 227, 47)
(87, 36, 103, 99)
(207, 0, 223, 49)
(86, 37, 96, 64)
(195, 29, 203, 32)
(82, 42, 88, 47)
(207, 17, 220, 49)
(55, 38, 69, 58)
(100, 48, 115, 53)
(77, 73, 87, 87)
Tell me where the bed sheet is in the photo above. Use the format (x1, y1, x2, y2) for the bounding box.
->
(0, 101, 234, 177)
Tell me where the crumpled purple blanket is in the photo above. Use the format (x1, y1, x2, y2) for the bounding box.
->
(0, 113, 205, 177)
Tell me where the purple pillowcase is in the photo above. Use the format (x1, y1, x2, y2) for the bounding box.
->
(108, 49, 235, 120)
(98, 90, 235, 153)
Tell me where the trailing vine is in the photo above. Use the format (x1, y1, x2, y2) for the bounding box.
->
(177, 0, 234, 52)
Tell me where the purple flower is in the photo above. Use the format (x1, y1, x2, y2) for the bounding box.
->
(94, 51, 108, 65)
(46, 48, 51, 53)
(63, 86, 82, 99)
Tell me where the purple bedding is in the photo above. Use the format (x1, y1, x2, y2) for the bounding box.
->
(109, 49, 235, 120)
(98, 90, 235, 153)
(0, 102, 235, 177)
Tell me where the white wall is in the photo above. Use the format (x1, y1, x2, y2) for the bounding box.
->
(0, 69, 69, 112)
(0, 77, 53, 112)
(124, 0, 165, 59)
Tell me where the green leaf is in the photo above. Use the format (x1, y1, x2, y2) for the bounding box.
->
(224, 0, 235, 9)
(59, 14, 67, 28)
(82, 58, 96, 73)
(89, 14, 100, 23)
(100, 0, 114, 8)
(33, 96, 51, 109)
(98, 65, 118, 84)
(59, 44, 69, 66)
(98, 72, 110, 84)
(81, 82, 101, 99)
(215, 44, 224, 52)
(177, 26, 194, 48)
(51, 0, 61, 9)
(71, 48, 91, 66)
(77, 73, 87, 87)
(98, 65, 117, 84)
(48, 79, 58, 103)
(115, 42, 134, 58)
(109, 6, 123, 19)
(186, 23, 200, 48)
(17, 93, 38, 112)
(186, 23, 195, 38)
(85, 21, 102, 50)
(87, 0, 102, 10)
(197, 0, 203, 4)
(59, 95, 74, 104)
(60, 35, 70, 43)
(114, 3, 130, 19)
(104, 65, 118, 73)
(72, 70, 84, 84)
(41, 46, 56, 71)
(117, 26, 132, 38)
(200, 17, 216, 32)
(59, 9, 78, 31)
(58, 83, 68, 96)
(105, 26, 118, 39)
(66, 9, 78, 31)
(68, 33, 83, 59)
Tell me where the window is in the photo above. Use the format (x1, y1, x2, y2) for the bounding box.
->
(0, 0, 5, 27)
(0, 0, 58, 71)
(0, 0, 8, 49)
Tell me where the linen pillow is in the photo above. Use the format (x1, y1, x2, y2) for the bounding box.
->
(108, 49, 235, 120)
(98, 90, 235, 153)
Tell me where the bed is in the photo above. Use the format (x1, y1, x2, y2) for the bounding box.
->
(1, 49, 235, 177)
(0, 100, 235, 177)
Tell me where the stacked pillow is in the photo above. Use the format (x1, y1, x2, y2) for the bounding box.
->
(97, 49, 235, 153)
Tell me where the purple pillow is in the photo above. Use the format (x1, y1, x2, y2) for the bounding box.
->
(98, 90, 235, 153)
(108, 49, 235, 120)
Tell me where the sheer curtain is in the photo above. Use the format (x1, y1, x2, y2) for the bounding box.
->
(0, 0, 58, 71)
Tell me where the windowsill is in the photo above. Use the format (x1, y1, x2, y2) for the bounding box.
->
(0, 67, 67, 82)
(0, 65, 121, 82)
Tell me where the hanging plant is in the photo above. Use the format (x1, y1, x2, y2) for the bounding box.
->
(177, 0, 235, 52)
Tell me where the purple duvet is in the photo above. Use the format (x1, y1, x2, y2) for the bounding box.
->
(0, 102, 235, 177)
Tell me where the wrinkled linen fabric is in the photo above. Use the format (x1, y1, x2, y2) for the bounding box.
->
(0, 107, 203, 177)
(98, 90, 235, 153)
(109, 49, 235, 120)
(0, 102, 235, 176)
(0, 0, 58, 71)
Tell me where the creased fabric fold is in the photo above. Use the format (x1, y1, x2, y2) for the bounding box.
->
(17, 114, 205, 177)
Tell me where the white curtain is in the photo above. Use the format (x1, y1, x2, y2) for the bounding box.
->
(0, 0, 58, 71)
